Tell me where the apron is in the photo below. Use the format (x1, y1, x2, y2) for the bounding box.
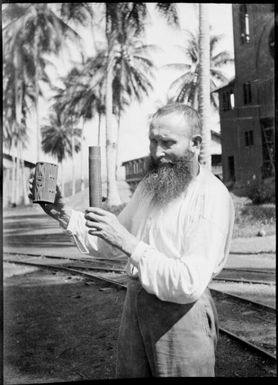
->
(116, 278, 219, 377)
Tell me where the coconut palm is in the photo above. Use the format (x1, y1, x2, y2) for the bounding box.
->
(61, 3, 178, 205)
(104, 3, 179, 205)
(51, 59, 106, 193)
(46, 2, 179, 205)
(41, 109, 81, 195)
(53, 55, 106, 144)
(113, 38, 157, 178)
(53, 37, 157, 187)
(3, 3, 81, 161)
(3, 43, 34, 205)
(165, 30, 234, 110)
(198, 3, 211, 169)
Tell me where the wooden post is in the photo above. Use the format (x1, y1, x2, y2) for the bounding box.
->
(89, 146, 102, 207)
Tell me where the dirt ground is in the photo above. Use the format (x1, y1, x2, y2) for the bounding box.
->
(3, 267, 276, 383)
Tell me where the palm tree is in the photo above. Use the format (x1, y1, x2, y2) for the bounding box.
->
(199, 3, 211, 170)
(45, 2, 179, 205)
(41, 109, 81, 195)
(104, 3, 179, 205)
(3, 3, 81, 162)
(165, 30, 234, 109)
(53, 55, 106, 143)
(113, 38, 157, 178)
(51, 59, 106, 193)
(52, 38, 157, 190)
(3, 41, 33, 206)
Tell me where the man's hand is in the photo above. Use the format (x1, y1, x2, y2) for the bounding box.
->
(84, 207, 139, 256)
(28, 171, 71, 227)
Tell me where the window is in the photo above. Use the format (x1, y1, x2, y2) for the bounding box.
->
(261, 118, 274, 178)
(223, 92, 230, 111)
(239, 5, 250, 43)
(244, 130, 254, 146)
(243, 82, 252, 104)
(230, 92, 235, 109)
(222, 90, 235, 111)
(228, 156, 235, 181)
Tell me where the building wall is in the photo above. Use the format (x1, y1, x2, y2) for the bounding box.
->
(220, 4, 274, 187)
(3, 156, 34, 207)
(219, 107, 237, 184)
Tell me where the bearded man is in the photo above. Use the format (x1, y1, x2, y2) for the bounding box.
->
(29, 103, 235, 377)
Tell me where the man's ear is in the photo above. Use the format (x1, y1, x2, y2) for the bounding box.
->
(192, 135, 202, 149)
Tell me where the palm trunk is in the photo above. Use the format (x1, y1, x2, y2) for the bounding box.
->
(59, 160, 65, 196)
(193, 87, 198, 110)
(98, 112, 101, 146)
(11, 139, 16, 206)
(198, 3, 211, 170)
(16, 143, 21, 205)
(80, 118, 85, 191)
(115, 37, 124, 182)
(105, 33, 121, 206)
(115, 113, 121, 180)
(13, 51, 21, 206)
(20, 145, 29, 205)
(21, 163, 29, 205)
(34, 29, 41, 162)
(71, 127, 75, 196)
(15, 64, 23, 205)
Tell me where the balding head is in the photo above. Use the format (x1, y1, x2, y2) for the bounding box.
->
(150, 103, 202, 139)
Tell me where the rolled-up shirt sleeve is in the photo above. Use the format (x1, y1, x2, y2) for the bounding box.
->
(66, 194, 139, 259)
(67, 210, 98, 254)
(130, 194, 234, 304)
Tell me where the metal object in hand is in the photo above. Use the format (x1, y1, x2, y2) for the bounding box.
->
(89, 146, 102, 207)
(33, 162, 58, 204)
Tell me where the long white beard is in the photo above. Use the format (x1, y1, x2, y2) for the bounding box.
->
(142, 155, 197, 207)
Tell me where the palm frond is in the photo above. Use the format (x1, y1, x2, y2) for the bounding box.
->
(155, 3, 179, 27)
(210, 68, 230, 83)
(133, 44, 165, 56)
(168, 72, 195, 95)
(2, 3, 32, 29)
(210, 33, 225, 55)
(161, 63, 191, 72)
(60, 3, 94, 26)
(125, 3, 147, 35)
(211, 51, 234, 67)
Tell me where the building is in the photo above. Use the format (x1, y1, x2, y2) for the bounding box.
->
(214, 4, 274, 189)
(122, 130, 223, 192)
(3, 153, 35, 207)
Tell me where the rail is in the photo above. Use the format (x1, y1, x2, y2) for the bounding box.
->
(4, 252, 276, 363)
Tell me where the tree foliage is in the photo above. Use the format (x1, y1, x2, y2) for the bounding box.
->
(165, 30, 234, 109)
(41, 109, 81, 164)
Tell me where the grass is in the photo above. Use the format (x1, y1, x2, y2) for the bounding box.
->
(231, 193, 275, 238)
(209, 281, 276, 308)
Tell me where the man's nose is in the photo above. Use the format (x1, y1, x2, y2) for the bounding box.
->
(154, 145, 166, 159)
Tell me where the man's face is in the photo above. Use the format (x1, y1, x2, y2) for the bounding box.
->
(143, 112, 200, 207)
(149, 112, 195, 164)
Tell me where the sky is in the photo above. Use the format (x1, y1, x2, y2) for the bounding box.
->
(8, 3, 235, 182)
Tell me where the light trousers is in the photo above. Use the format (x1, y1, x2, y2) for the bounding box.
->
(116, 279, 218, 377)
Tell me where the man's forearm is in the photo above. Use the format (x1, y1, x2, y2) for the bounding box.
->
(56, 206, 72, 229)
(44, 204, 72, 229)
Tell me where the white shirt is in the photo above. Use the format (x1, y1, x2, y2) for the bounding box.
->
(67, 165, 235, 304)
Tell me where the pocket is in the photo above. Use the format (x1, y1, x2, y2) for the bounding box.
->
(200, 303, 215, 338)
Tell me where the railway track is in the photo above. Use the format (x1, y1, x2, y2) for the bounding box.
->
(215, 267, 275, 285)
(3, 251, 276, 363)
